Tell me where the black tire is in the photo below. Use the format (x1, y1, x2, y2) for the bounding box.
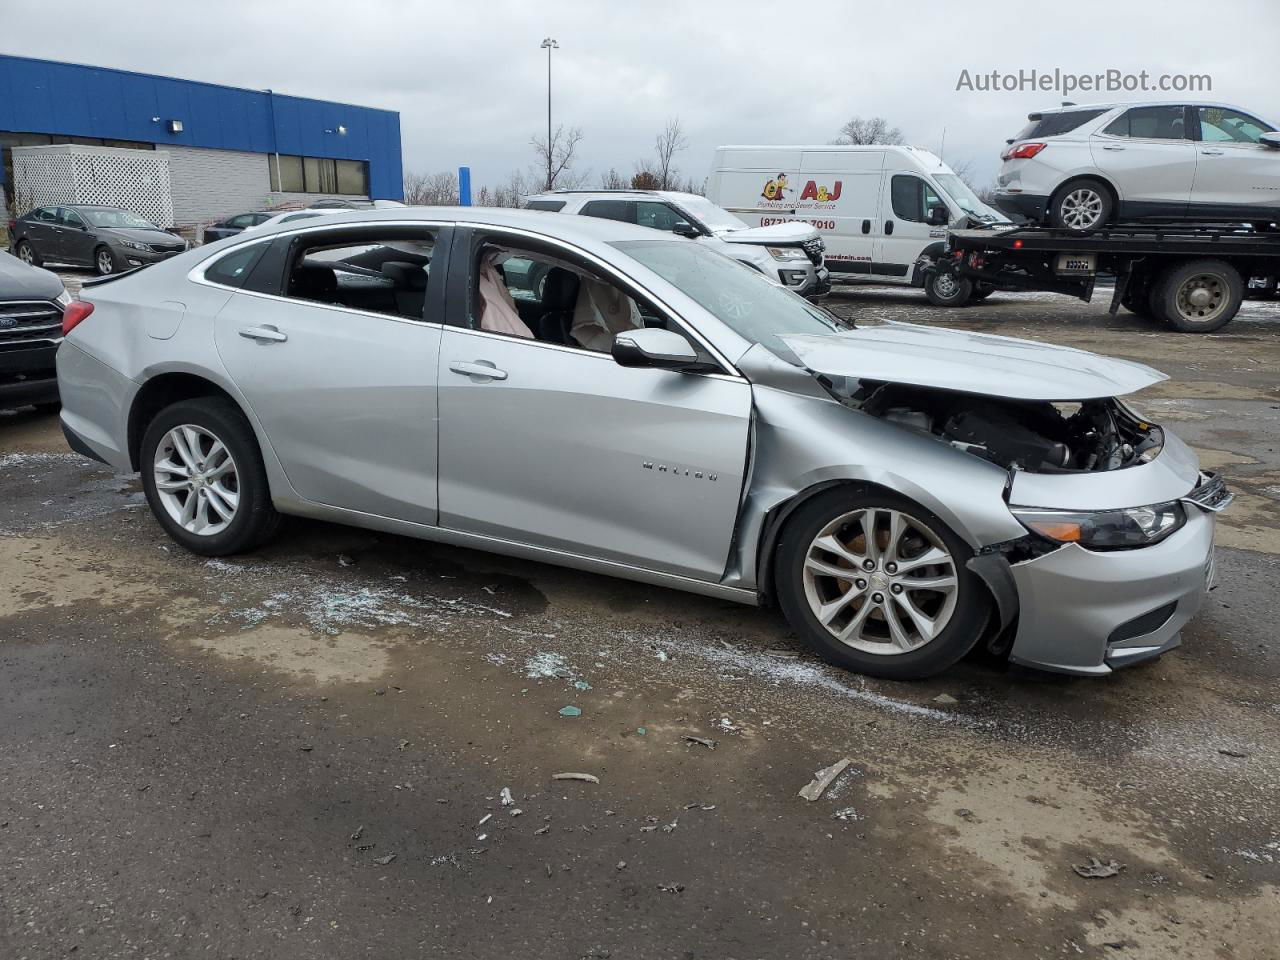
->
(33, 401, 62, 413)
(1048, 178, 1114, 232)
(1150, 259, 1243, 333)
(773, 487, 992, 680)
(140, 397, 281, 556)
(15, 240, 42, 268)
(924, 269, 973, 307)
(1119, 271, 1156, 318)
(968, 283, 995, 303)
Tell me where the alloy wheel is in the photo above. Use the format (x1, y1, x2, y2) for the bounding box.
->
(96, 249, 114, 275)
(153, 424, 240, 536)
(801, 507, 959, 655)
(1060, 189, 1105, 230)
(1174, 274, 1227, 325)
(17, 243, 34, 265)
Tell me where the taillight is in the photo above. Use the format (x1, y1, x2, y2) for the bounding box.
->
(1003, 142, 1047, 161)
(6, 218, 15, 233)
(61, 300, 94, 336)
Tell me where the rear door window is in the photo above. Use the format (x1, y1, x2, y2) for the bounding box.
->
(580, 199, 636, 223)
(1014, 109, 1107, 139)
(1103, 106, 1189, 140)
(204, 241, 271, 289)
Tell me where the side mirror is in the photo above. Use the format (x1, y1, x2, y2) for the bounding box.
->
(612, 327, 701, 371)
(928, 205, 950, 226)
(1260, 132, 1280, 149)
(672, 220, 701, 239)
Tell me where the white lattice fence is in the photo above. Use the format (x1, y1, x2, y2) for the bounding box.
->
(13, 145, 174, 226)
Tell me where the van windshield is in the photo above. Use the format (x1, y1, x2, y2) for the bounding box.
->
(934, 174, 998, 221)
(614, 239, 844, 359)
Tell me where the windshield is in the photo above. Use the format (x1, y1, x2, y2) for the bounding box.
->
(667, 195, 748, 233)
(83, 209, 155, 229)
(933, 175, 999, 221)
(615, 239, 844, 359)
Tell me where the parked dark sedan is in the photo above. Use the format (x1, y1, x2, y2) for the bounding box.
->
(201, 211, 280, 244)
(9, 204, 187, 275)
(0, 249, 68, 409)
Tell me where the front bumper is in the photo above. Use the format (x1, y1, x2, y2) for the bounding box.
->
(113, 244, 185, 269)
(993, 191, 1049, 224)
(1006, 506, 1217, 675)
(779, 264, 831, 300)
(0, 341, 60, 407)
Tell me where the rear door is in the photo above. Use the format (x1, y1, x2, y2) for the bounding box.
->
(1189, 105, 1280, 217)
(875, 174, 948, 280)
(1089, 105, 1197, 216)
(436, 228, 753, 581)
(23, 207, 60, 259)
(211, 223, 450, 524)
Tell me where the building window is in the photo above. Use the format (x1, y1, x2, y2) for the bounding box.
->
(270, 154, 367, 195)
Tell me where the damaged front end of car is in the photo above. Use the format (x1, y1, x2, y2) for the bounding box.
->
(744, 322, 1232, 675)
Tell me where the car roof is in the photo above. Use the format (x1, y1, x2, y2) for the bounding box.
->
(528, 189, 706, 203)
(240, 205, 689, 246)
(1028, 100, 1257, 116)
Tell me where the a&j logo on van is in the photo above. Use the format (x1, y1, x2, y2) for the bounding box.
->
(761, 173, 789, 201)
(799, 180, 842, 203)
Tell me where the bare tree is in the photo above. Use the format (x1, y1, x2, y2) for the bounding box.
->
(599, 167, 628, 190)
(833, 116, 904, 145)
(403, 170, 459, 206)
(531, 124, 585, 191)
(653, 117, 689, 190)
(489, 169, 533, 208)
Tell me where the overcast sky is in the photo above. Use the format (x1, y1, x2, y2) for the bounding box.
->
(5, 0, 1279, 195)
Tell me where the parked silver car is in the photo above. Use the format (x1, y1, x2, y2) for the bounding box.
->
(56, 208, 1230, 679)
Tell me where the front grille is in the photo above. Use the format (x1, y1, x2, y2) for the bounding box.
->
(1183, 472, 1233, 513)
(0, 300, 62, 344)
(802, 236, 825, 265)
(149, 242, 184, 254)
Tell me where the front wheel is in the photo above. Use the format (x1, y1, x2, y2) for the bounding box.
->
(140, 397, 281, 556)
(924, 269, 973, 307)
(774, 488, 991, 680)
(94, 246, 116, 276)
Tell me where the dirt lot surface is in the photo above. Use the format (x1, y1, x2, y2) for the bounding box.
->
(3, 280, 1279, 959)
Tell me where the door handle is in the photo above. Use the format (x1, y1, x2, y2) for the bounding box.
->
(885, 220, 894, 235)
(861, 219, 871, 234)
(449, 360, 507, 381)
(1201, 148, 1225, 156)
(239, 325, 288, 343)
(1101, 144, 1126, 151)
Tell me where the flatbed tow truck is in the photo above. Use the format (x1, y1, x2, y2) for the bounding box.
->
(924, 221, 1280, 332)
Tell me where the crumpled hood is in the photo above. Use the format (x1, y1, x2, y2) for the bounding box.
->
(779, 322, 1166, 400)
(717, 221, 818, 245)
(0, 250, 64, 300)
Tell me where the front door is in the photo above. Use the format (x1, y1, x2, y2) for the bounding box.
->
(212, 224, 447, 524)
(875, 174, 947, 280)
(436, 231, 753, 581)
(57, 208, 95, 266)
(1189, 105, 1280, 218)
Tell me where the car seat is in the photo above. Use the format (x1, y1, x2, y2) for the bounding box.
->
(538, 267, 580, 344)
(380, 261, 428, 319)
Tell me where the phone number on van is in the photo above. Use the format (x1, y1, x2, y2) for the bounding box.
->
(759, 217, 835, 230)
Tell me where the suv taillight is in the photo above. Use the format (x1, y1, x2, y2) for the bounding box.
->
(61, 300, 94, 336)
(1002, 142, 1047, 161)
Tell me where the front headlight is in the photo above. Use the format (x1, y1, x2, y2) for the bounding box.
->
(55, 290, 73, 307)
(120, 239, 150, 251)
(1011, 501, 1186, 549)
(767, 246, 808, 261)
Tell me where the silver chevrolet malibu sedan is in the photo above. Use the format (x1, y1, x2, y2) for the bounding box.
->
(56, 208, 1231, 679)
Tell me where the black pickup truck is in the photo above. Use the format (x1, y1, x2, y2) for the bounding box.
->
(0, 249, 67, 409)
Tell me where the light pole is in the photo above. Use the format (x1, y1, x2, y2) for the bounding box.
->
(540, 37, 558, 190)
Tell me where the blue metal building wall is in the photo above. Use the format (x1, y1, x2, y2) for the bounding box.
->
(0, 55, 403, 199)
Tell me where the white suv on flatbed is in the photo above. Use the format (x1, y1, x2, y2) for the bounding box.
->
(524, 190, 830, 298)
(995, 101, 1280, 231)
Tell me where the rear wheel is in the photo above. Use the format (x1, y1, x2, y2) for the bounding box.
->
(1049, 178, 1113, 232)
(140, 397, 281, 556)
(924, 269, 973, 307)
(774, 488, 990, 680)
(1151, 259, 1243, 333)
(1120, 269, 1156, 319)
(15, 240, 42, 268)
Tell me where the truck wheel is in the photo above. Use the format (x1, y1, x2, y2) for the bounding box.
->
(1120, 271, 1155, 318)
(1152, 259, 1243, 333)
(925, 270, 973, 307)
(774, 487, 991, 680)
(1049, 178, 1113, 232)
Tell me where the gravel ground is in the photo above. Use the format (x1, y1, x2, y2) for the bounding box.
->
(2, 279, 1278, 959)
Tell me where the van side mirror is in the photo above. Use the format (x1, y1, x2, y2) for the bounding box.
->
(672, 220, 701, 239)
(928, 205, 950, 226)
(612, 328, 701, 371)
(1261, 132, 1280, 149)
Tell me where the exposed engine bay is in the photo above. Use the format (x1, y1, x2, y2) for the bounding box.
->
(827, 380, 1165, 473)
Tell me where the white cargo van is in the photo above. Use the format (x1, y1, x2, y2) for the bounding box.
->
(707, 145, 1010, 305)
